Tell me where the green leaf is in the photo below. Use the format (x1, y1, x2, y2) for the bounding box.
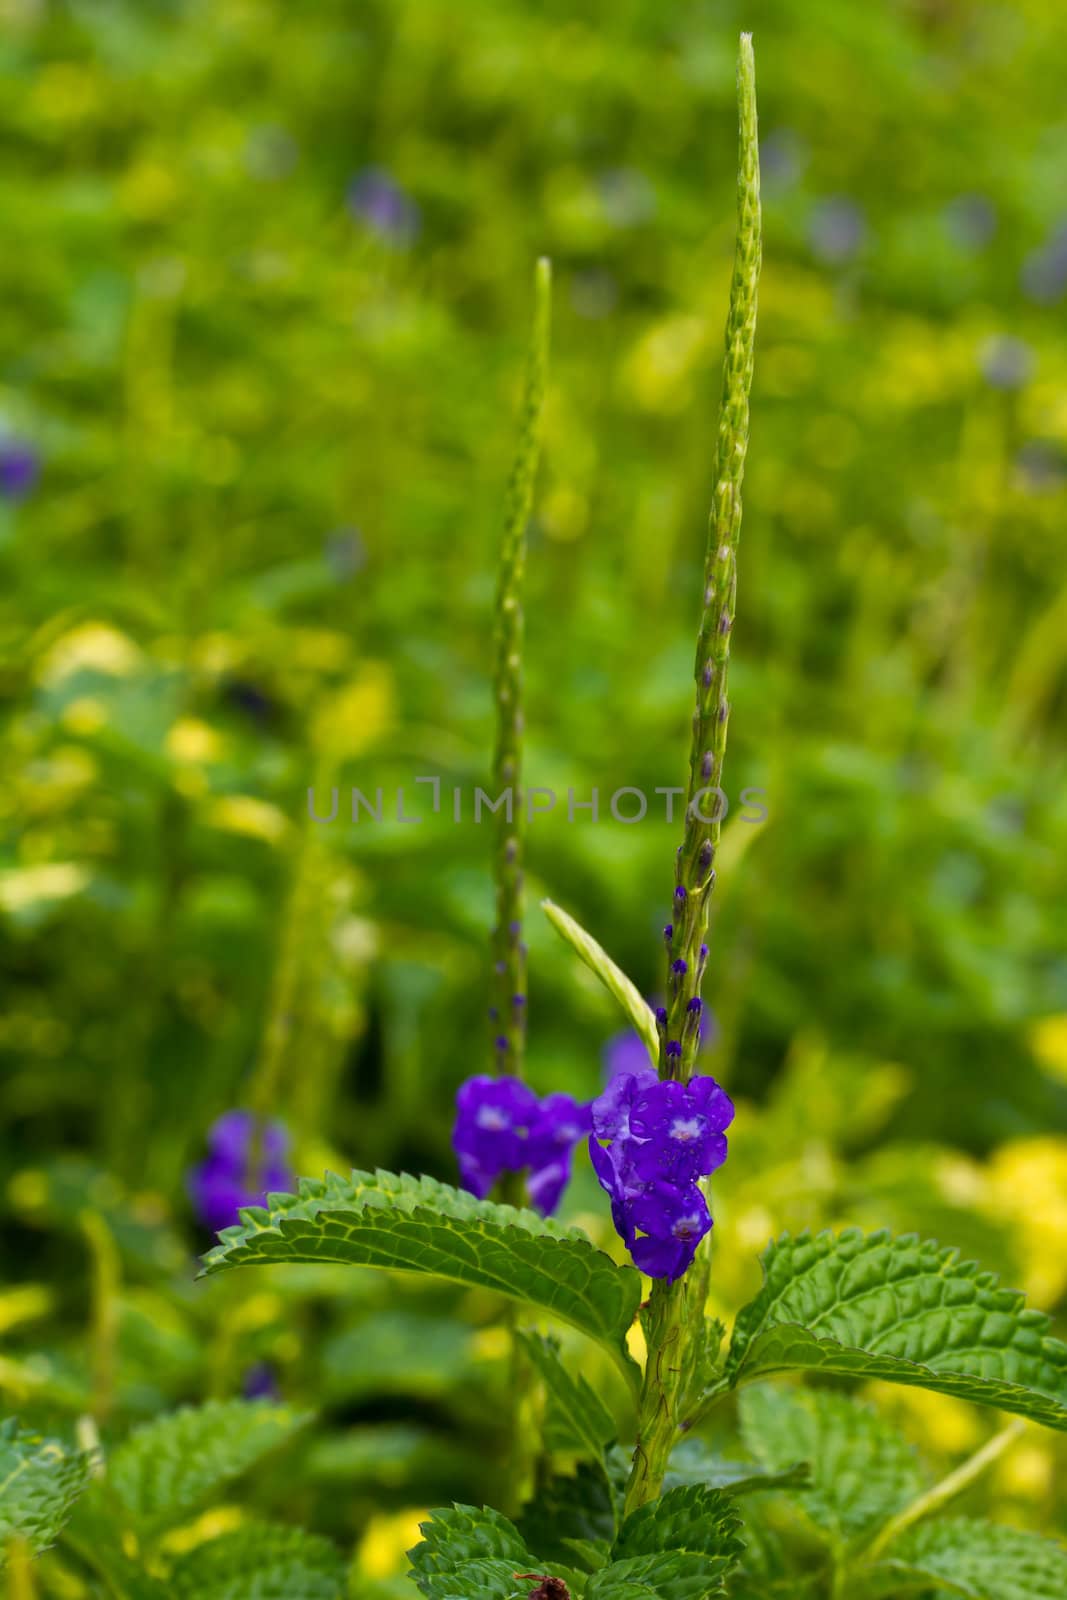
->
(518, 1459, 618, 1573)
(540, 900, 659, 1067)
(519, 1332, 618, 1459)
(870, 1518, 1067, 1599)
(170, 1522, 346, 1599)
(713, 1230, 1067, 1430)
(322, 1310, 473, 1405)
(408, 1503, 546, 1600)
(105, 1400, 310, 1529)
(0, 1418, 90, 1563)
(664, 1438, 809, 1497)
(585, 1485, 745, 1599)
(738, 1384, 922, 1541)
(200, 1170, 642, 1382)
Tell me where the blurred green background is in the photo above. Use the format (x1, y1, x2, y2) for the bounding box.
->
(2, 0, 1067, 1585)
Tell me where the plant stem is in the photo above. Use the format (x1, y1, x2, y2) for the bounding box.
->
(624, 33, 760, 1517)
(4, 1540, 36, 1600)
(489, 257, 551, 1078)
(80, 1210, 120, 1426)
(862, 1419, 1025, 1566)
(624, 1272, 703, 1518)
(663, 31, 761, 1083)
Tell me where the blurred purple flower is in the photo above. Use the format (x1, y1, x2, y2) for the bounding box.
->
(808, 197, 866, 265)
(325, 526, 367, 580)
(242, 1362, 280, 1400)
(979, 335, 1033, 392)
(347, 168, 420, 247)
(759, 129, 807, 191)
(1021, 221, 1067, 305)
(452, 1075, 591, 1216)
(944, 194, 997, 252)
(188, 1110, 294, 1234)
(1016, 440, 1066, 494)
(0, 439, 40, 501)
(603, 1030, 654, 1084)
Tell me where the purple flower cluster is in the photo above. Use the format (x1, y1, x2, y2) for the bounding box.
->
(588, 1065, 734, 1281)
(188, 1110, 295, 1233)
(347, 168, 420, 247)
(452, 1076, 591, 1217)
(0, 438, 39, 501)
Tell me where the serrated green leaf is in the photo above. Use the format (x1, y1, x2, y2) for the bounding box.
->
(61, 1502, 172, 1600)
(200, 1170, 641, 1382)
(169, 1521, 346, 1599)
(408, 1503, 541, 1600)
(870, 1517, 1067, 1599)
(0, 1418, 90, 1564)
(519, 1332, 617, 1459)
(105, 1400, 309, 1529)
(664, 1438, 809, 1497)
(585, 1485, 745, 1599)
(738, 1384, 922, 1541)
(540, 900, 659, 1067)
(712, 1230, 1067, 1430)
(518, 1459, 617, 1573)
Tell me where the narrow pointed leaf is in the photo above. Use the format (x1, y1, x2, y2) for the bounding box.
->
(519, 1331, 618, 1459)
(541, 899, 659, 1066)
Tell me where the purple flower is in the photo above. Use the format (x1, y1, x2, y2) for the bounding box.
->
(347, 168, 420, 246)
(808, 197, 866, 265)
(452, 1077, 588, 1216)
(943, 194, 996, 252)
(1022, 222, 1067, 305)
(628, 1182, 712, 1280)
(242, 1362, 280, 1400)
(187, 1110, 294, 1234)
(629, 1077, 733, 1183)
(0, 439, 39, 501)
(526, 1092, 592, 1215)
(592, 1065, 659, 1140)
(980, 335, 1033, 392)
(588, 1070, 734, 1282)
(453, 1075, 538, 1197)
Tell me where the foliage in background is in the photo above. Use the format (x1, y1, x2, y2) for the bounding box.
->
(2, 0, 1067, 1594)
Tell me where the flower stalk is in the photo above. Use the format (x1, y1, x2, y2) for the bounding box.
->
(490, 256, 551, 1077)
(624, 32, 761, 1517)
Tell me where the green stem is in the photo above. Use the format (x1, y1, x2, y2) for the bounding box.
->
(624, 33, 760, 1516)
(4, 1540, 36, 1600)
(489, 257, 551, 1077)
(80, 1210, 120, 1426)
(663, 32, 761, 1082)
(624, 1275, 698, 1517)
(861, 1420, 1025, 1566)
